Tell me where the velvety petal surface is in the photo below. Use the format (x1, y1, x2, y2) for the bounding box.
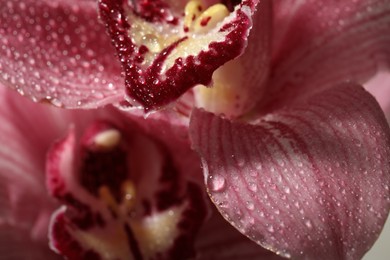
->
(125, 108, 204, 183)
(0, 87, 90, 259)
(190, 84, 390, 259)
(0, 224, 61, 260)
(0, 0, 124, 108)
(195, 204, 284, 260)
(265, 0, 390, 110)
(98, 0, 260, 111)
(364, 70, 390, 123)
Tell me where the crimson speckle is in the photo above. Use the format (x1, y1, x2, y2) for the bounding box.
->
(200, 16, 212, 27)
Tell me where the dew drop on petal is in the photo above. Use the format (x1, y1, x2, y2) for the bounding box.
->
(248, 182, 258, 192)
(237, 158, 245, 167)
(304, 219, 313, 229)
(267, 225, 275, 233)
(246, 201, 254, 211)
(208, 175, 226, 192)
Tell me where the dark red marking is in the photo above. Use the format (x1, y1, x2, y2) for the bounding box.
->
(200, 16, 211, 27)
(79, 122, 129, 202)
(124, 224, 144, 260)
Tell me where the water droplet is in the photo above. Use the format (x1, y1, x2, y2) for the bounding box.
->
(304, 219, 313, 229)
(208, 175, 226, 192)
(217, 201, 228, 208)
(255, 162, 262, 170)
(246, 201, 254, 210)
(250, 170, 258, 177)
(267, 225, 275, 233)
(237, 158, 245, 167)
(248, 182, 258, 192)
(353, 138, 362, 147)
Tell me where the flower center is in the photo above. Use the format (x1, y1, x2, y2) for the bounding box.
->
(127, 1, 231, 67)
(98, 180, 137, 216)
(48, 121, 207, 259)
(184, 1, 230, 33)
(94, 129, 122, 150)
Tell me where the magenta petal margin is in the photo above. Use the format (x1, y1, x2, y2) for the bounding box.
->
(190, 83, 390, 259)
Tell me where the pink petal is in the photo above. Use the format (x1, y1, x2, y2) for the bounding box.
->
(124, 108, 204, 182)
(195, 204, 284, 259)
(98, 0, 259, 111)
(265, 0, 390, 110)
(190, 83, 390, 259)
(0, 87, 118, 254)
(364, 70, 390, 123)
(0, 88, 62, 242)
(0, 223, 61, 260)
(0, 0, 124, 108)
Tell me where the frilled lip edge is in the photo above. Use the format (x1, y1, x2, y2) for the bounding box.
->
(46, 121, 207, 259)
(98, 0, 258, 111)
(189, 83, 390, 259)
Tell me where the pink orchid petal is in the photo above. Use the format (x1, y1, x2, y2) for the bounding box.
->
(265, 0, 390, 110)
(0, 88, 104, 258)
(0, 87, 117, 253)
(190, 83, 390, 259)
(125, 109, 204, 183)
(98, 0, 259, 111)
(0, 0, 124, 108)
(364, 70, 390, 123)
(0, 89, 62, 243)
(196, 204, 284, 259)
(0, 223, 61, 260)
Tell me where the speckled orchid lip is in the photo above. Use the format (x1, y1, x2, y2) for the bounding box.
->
(46, 121, 207, 260)
(98, 0, 257, 111)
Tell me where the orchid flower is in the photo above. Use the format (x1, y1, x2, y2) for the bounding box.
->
(1, 0, 390, 259)
(0, 86, 288, 259)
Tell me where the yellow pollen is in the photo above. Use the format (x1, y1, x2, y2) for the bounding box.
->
(194, 4, 229, 33)
(94, 129, 121, 150)
(99, 186, 118, 212)
(184, 1, 230, 33)
(184, 0, 203, 30)
(122, 180, 137, 211)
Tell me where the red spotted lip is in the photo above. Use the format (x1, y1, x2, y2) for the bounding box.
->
(98, 0, 255, 111)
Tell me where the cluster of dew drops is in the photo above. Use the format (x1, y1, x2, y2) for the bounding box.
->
(0, 1, 122, 108)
